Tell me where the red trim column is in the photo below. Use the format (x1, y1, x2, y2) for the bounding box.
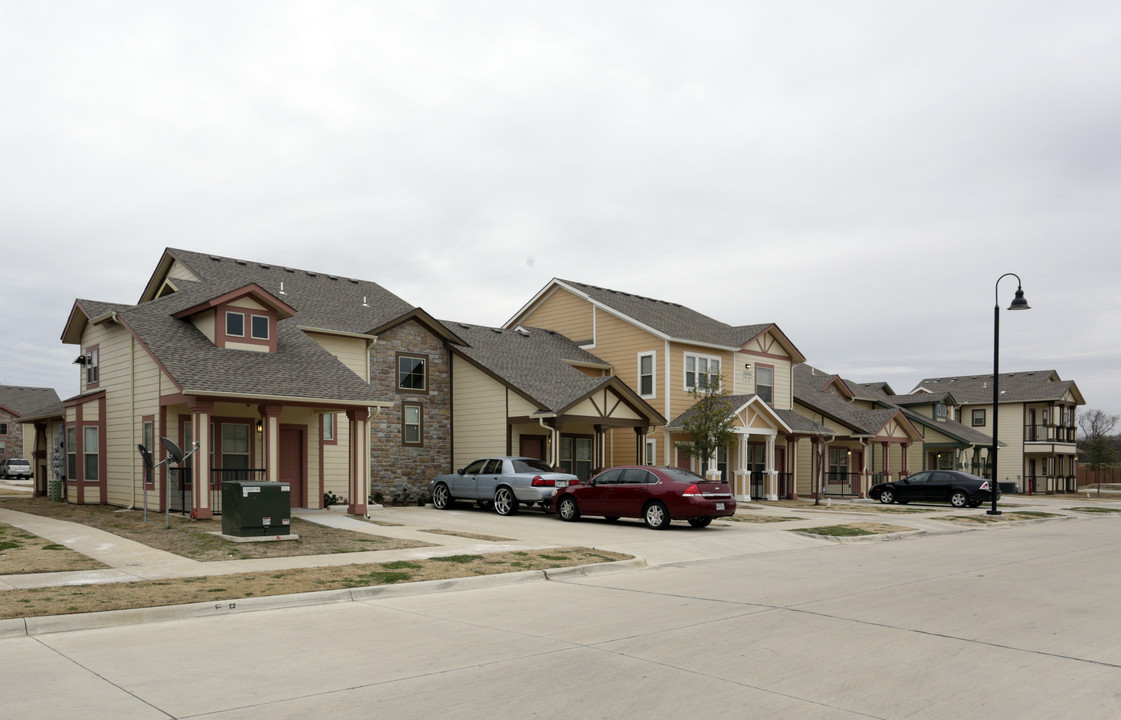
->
(881, 441, 891, 483)
(787, 438, 798, 500)
(347, 407, 370, 516)
(190, 398, 214, 519)
(901, 442, 912, 478)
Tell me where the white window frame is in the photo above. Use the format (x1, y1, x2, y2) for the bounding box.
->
(755, 364, 774, 405)
(683, 351, 722, 392)
(645, 438, 656, 465)
(637, 352, 656, 399)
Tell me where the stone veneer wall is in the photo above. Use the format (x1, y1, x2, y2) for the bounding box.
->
(0, 409, 23, 460)
(368, 320, 452, 504)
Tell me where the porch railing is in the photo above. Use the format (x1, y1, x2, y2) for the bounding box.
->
(1025, 425, 1077, 443)
(823, 471, 857, 497)
(166, 467, 266, 515)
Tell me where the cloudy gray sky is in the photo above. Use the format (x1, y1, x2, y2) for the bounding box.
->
(2, 1, 1118, 413)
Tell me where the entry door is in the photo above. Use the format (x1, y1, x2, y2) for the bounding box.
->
(850, 451, 862, 495)
(519, 436, 546, 461)
(279, 427, 305, 508)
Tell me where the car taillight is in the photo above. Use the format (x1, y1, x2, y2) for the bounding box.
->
(531, 476, 555, 487)
(682, 483, 701, 497)
(980, 481, 991, 491)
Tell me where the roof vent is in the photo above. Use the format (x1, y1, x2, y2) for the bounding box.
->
(457, 323, 470, 329)
(516, 327, 530, 337)
(491, 328, 503, 334)
(362, 296, 369, 308)
(259, 264, 270, 269)
(307, 272, 317, 278)
(279, 282, 287, 295)
(235, 260, 247, 266)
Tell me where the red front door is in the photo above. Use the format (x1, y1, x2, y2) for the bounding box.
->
(279, 426, 306, 508)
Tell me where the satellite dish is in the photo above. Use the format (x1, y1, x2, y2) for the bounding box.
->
(161, 437, 186, 464)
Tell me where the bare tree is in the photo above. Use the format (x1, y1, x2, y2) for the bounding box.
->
(1078, 408, 1119, 495)
(675, 375, 737, 479)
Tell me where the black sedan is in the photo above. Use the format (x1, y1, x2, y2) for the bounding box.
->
(869, 470, 999, 508)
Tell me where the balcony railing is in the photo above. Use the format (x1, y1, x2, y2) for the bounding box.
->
(1025, 425, 1077, 443)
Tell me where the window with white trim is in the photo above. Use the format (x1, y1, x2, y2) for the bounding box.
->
(755, 365, 774, 404)
(225, 312, 245, 337)
(645, 438, 656, 465)
(66, 426, 77, 479)
(638, 352, 655, 398)
(83, 426, 99, 481)
(251, 315, 269, 340)
(684, 352, 721, 391)
(85, 347, 99, 385)
(322, 413, 336, 442)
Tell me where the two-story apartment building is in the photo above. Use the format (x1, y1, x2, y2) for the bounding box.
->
(911, 371, 1084, 493)
(59, 248, 465, 517)
(505, 279, 829, 500)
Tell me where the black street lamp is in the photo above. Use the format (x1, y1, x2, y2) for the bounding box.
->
(989, 273, 1031, 516)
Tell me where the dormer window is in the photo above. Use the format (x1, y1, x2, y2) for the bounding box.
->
(226, 312, 245, 337)
(251, 315, 269, 340)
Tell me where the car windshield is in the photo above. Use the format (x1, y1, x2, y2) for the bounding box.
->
(513, 458, 555, 474)
(655, 467, 710, 484)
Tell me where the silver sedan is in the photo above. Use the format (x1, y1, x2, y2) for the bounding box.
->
(428, 457, 577, 516)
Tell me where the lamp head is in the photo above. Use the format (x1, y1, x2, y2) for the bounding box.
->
(1009, 286, 1030, 311)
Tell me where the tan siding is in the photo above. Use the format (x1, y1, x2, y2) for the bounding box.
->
(306, 332, 369, 378)
(166, 260, 201, 283)
(452, 357, 511, 469)
(191, 309, 216, 344)
(517, 287, 594, 342)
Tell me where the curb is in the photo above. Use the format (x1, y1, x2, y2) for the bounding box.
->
(0, 558, 646, 639)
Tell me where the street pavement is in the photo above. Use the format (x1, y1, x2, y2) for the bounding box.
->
(1, 491, 1120, 718)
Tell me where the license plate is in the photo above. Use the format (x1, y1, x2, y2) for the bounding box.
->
(716, 503, 725, 510)
(556, 480, 568, 488)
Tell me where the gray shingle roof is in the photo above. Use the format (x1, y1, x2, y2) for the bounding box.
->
(445, 322, 618, 414)
(898, 409, 993, 445)
(558, 279, 774, 349)
(912, 371, 1082, 405)
(164, 249, 415, 335)
(0, 386, 62, 417)
(793, 364, 908, 435)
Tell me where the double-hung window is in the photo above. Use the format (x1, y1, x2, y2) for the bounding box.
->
(638, 352, 655, 398)
(83, 427, 99, 481)
(67, 427, 77, 479)
(403, 404, 422, 446)
(755, 365, 774, 404)
(86, 348, 99, 385)
(226, 312, 245, 337)
(971, 409, 986, 427)
(684, 352, 721, 392)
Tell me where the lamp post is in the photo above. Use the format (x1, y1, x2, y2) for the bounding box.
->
(989, 273, 1031, 515)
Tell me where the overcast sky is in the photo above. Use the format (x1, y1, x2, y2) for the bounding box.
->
(2, 1, 1118, 415)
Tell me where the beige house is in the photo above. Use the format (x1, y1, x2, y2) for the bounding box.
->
(58, 248, 443, 517)
(505, 279, 827, 500)
(2, 386, 63, 496)
(444, 322, 663, 478)
(911, 371, 1084, 493)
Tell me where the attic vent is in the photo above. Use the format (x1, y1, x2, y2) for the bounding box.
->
(284, 268, 294, 274)
(328, 276, 337, 281)
(516, 328, 530, 337)
(458, 323, 470, 329)
(209, 256, 221, 261)
(491, 328, 503, 334)
(348, 279, 358, 284)
(236, 260, 247, 266)
(259, 264, 270, 269)
(307, 272, 317, 277)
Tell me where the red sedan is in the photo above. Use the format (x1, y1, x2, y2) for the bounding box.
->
(549, 465, 736, 529)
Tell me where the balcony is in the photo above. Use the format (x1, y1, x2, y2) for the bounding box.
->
(1025, 425, 1077, 444)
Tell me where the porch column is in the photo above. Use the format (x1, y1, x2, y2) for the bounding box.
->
(634, 426, 646, 464)
(881, 441, 891, 483)
(189, 398, 214, 520)
(733, 431, 750, 502)
(347, 407, 370, 516)
(901, 442, 912, 477)
(787, 438, 799, 500)
(811, 437, 823, 499)
(594, 424, 607, 473)
(860, 439, 871, 498)
(764, 434, 778, 501)
(259, 405, 283, 483)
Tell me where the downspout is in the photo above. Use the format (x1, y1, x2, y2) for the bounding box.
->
(129, 334, 136, 509)
(539, 416, 558, 468)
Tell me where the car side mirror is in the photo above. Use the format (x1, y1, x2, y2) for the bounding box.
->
(457, 469, 465, 475)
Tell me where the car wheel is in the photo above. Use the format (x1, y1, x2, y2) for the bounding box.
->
(431, 483, 452, 510)
(950, 491, 969, 508)
(879, 489, 895, 504)
(688, 517, 713, 528)
(493, 487, 519, 516)
(643, 501, 671, 530)
(558, 495, 580, 522)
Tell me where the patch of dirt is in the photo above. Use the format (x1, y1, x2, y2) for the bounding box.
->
(0, 496, 433, 561)
(768, 500, 932, 514)
(419, 529, 516, 541)
(0, 547, 630, 620)
(720, 514, 802, 524)
(943, 511, 1060, 524)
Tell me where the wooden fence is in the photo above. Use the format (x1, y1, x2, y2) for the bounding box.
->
(1078, 467, 1121, 486)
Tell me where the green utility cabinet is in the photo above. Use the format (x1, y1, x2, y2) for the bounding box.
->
(222, 481, 292, 537)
